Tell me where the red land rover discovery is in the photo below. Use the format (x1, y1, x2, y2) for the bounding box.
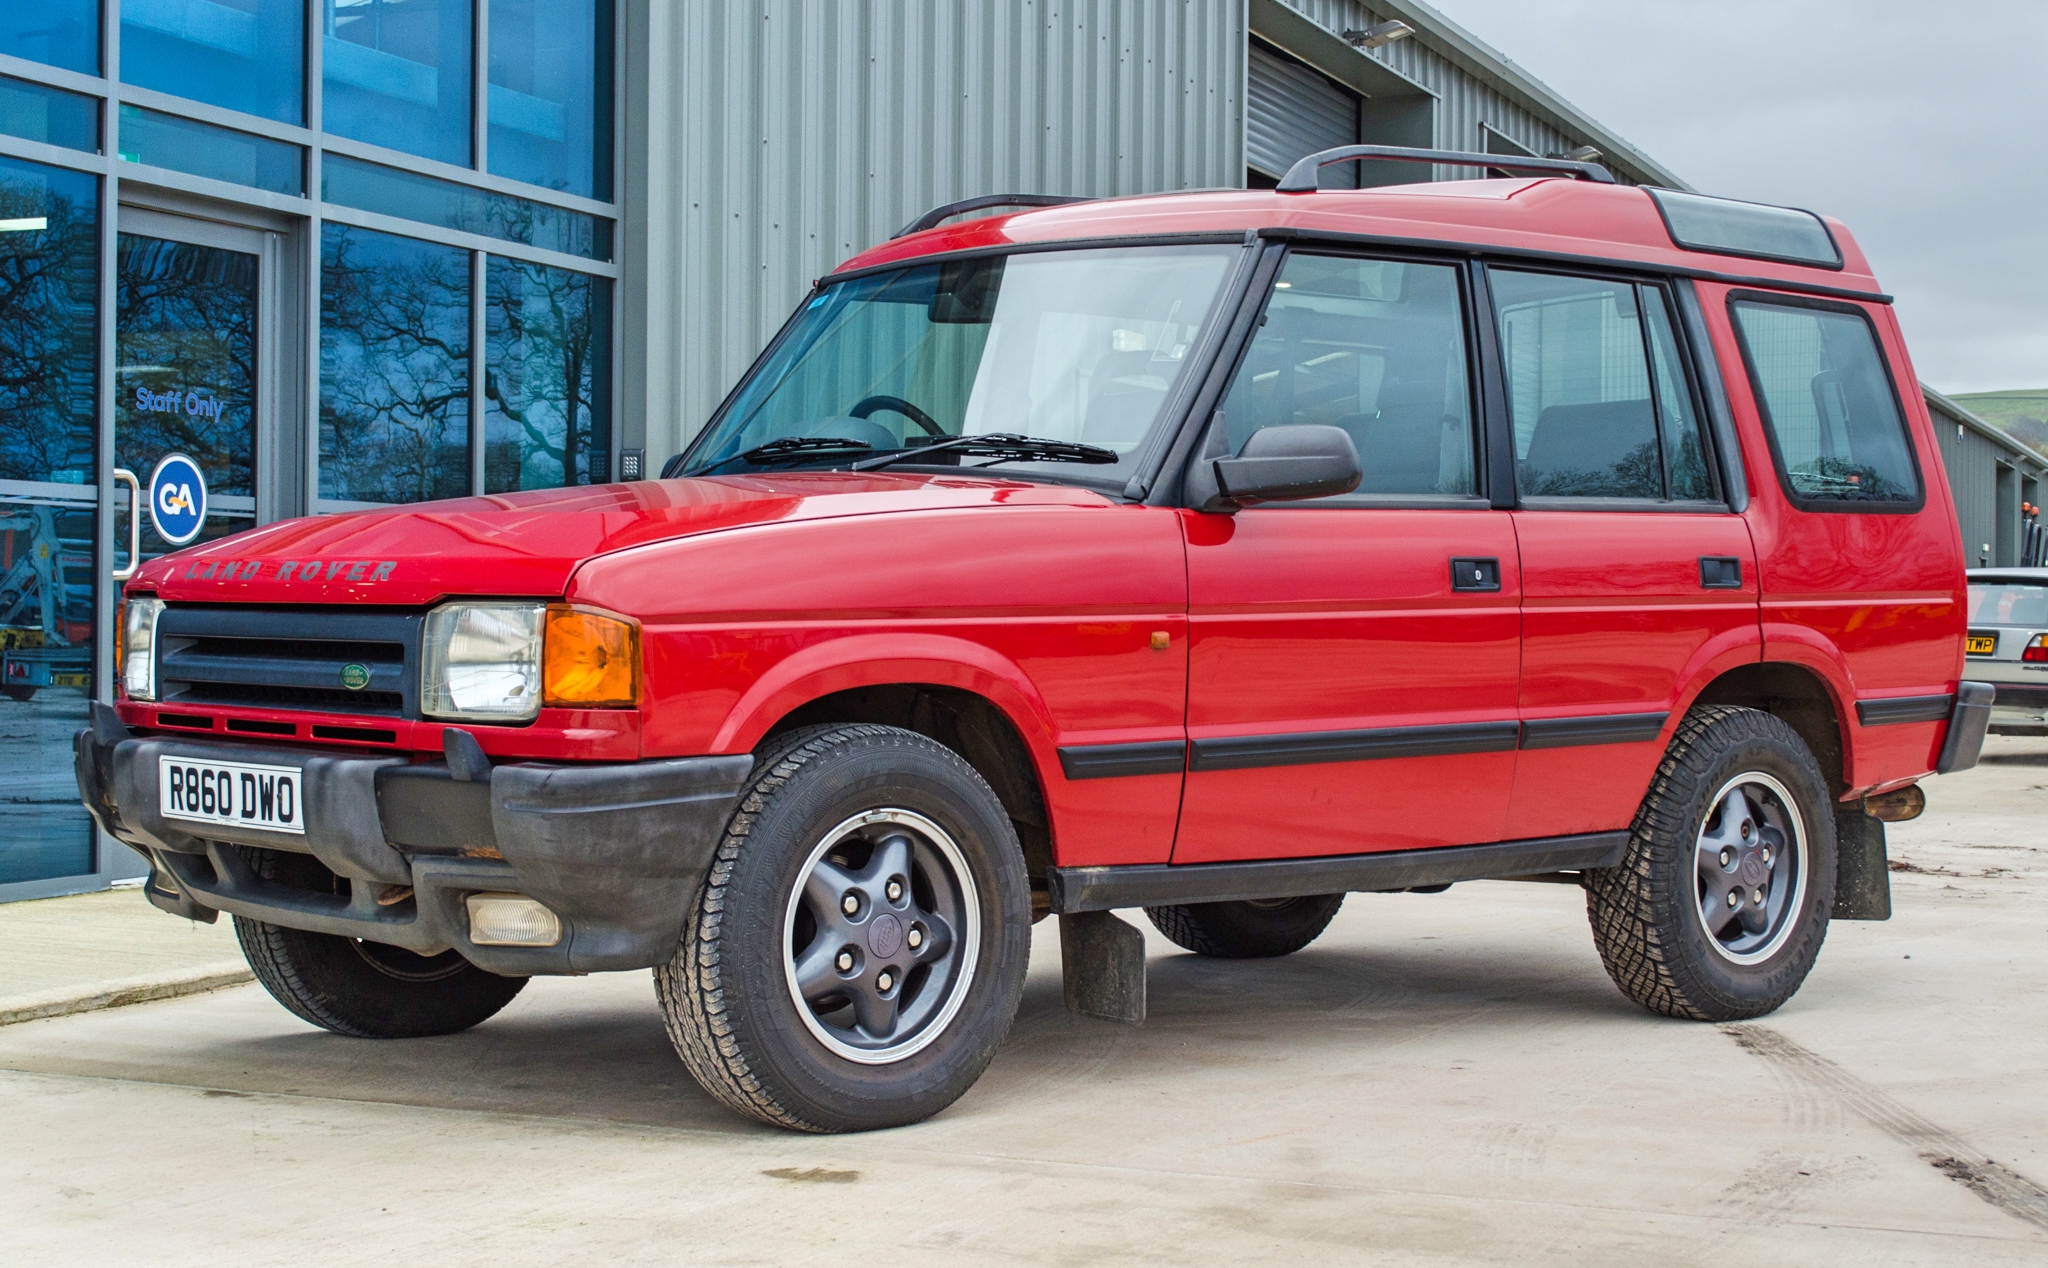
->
(78, 147, 1991, 1133)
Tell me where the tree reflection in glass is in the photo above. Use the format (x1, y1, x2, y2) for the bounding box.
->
(484, 259, 610, 492)
(320, 224, 471, 504)
(0, 160, 96, 487)
(115, 235, 258, 503)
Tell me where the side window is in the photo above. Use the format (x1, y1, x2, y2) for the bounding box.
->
(1219, 254, 1477, 497)
(1492, 270, 1718, 502)
(1728, 299, 1922, 507)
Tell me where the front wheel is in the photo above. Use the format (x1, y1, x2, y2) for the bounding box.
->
(1586, 706, 1837, 1021)
(656, 725, 1031, 1133)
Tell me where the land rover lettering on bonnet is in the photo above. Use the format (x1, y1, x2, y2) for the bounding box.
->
(79, 146, 1986, 1133)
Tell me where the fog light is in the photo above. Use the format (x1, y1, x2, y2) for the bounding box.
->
(465, 892, 562, 947)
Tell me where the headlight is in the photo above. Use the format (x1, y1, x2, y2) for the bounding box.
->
(421, 602, 545, 721)
(121, 596, 164, 701)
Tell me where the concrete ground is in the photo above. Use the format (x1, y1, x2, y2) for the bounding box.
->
(3, 740, 2044, 1266)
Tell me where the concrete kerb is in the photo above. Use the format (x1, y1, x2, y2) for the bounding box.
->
(0, 961, 253, 1027)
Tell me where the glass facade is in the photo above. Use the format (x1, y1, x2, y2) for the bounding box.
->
(324, 0, 473, 168)
(0, 156, 98, 887)
(0, 76, 100, 154)
(0, 4, 100, 76)
(122, 0, 306, 125)
(321, 224, 472, 505)
(485, 258, 612, 491)
(0, 4, 617, 896)
(117, 105, 304, 194)
(488, 0, 614, 199)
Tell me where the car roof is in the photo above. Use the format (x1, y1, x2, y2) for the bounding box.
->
(831, 178, 1881, 297)
(1968, 568, 2048, 584)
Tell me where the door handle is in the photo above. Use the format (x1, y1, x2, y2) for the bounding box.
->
(1450, 557, 1501, 592)
(1699, 556, 1743, 589)
(111, 468, 140, 581)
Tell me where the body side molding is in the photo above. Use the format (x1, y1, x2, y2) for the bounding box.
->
(1049, 831, 1630, 913)
(1057, 740, 1186, 780)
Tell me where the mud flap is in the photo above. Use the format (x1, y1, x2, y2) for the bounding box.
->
(1059, 909, 1146, 1024)
(1834, 808, 1892, 921)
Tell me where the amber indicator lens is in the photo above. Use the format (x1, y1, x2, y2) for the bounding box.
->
(543, 607, 640, 706)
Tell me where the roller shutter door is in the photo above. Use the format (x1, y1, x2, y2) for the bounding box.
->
(1247, 43, 1359, 188)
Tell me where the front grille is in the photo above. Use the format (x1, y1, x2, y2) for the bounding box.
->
(156, 607, 424, 718)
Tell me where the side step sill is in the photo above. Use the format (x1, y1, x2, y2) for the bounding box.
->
(1047, 831, 1630, 914)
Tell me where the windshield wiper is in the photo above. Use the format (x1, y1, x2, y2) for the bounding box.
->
(735, 436, 875, 466)
(848, 433, 1117, 472)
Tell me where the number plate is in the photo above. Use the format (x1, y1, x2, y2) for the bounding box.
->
(158, 755, 305, 835)
(1967, 633, 1998, 656)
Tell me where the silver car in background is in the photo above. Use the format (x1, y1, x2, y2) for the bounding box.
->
(1966, 568, 2048, 735)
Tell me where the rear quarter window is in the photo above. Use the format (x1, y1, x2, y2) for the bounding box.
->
(1728, 296, 1923, 511)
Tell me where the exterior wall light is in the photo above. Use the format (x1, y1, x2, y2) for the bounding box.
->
(1344, 21, 1414, 49)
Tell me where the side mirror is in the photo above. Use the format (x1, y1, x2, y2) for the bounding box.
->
(1205, 424, 1361, 509)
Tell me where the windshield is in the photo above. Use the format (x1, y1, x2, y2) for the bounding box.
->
(1969, 582, 2048, 627)
(682, 245, 1239, 484)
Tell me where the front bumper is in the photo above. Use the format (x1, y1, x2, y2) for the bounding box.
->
(74, 704, 753, 975)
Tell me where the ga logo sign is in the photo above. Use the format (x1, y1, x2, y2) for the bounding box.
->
(148, 453, 207, 546)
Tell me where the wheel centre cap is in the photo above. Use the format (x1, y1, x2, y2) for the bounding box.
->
(1738, 853, 1766, 885)
(869, 912, 904, 958)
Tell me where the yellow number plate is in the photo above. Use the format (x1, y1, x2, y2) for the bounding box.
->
(1967, 633, 1998, 656)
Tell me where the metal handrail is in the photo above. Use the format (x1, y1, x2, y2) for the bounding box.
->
(110, 468, 140, 581)
(1276, 144, 1615, 192)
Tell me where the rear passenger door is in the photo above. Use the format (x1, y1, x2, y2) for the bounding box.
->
(1175, 251, 1522, 863)
(1485, 268, 1761, 839)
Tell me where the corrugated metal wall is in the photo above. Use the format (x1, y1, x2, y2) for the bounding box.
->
(1927, 394, 2048, 569)
(1247, 42, 1359, 184)
(1268, 0, 1574, 164)
(624, 0, 1247, 459)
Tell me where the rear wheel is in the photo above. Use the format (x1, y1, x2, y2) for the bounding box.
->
(1144, 894, 1345, 959)
(1585, 706, 1836, 1021)
(232, 846, 526, 1037)
(235, 920, 527, 1038)
(656, 725, 1031, 1133)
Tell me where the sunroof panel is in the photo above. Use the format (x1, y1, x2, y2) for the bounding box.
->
(1647, 189, 1842, 269)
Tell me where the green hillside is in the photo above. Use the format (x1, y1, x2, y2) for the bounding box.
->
(1950, 389, 2048, 458)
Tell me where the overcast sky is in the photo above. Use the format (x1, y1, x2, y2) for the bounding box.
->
(1427, 0, 2048, 394)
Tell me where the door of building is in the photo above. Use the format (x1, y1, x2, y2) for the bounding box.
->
(113, 208, 284, 560)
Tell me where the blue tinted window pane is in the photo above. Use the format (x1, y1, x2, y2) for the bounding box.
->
(320, 224, 471, 504)
(324, 0, 471, 168)
(0, 76, 99, 153)
(0, 3, 98, 76)
(0, 156, 99, 486)
(488, 0, 612, 200)
(485, 259, 611, 491)
(121, 0, 305, 126)
(323, 155, 611, 260)
(117, 106, 302, 194)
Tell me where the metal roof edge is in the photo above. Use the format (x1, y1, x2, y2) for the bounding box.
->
(1922, 383, 2048, 468)
(1356, 0, 1694, 192)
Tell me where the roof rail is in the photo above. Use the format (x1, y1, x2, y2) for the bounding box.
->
(893, 194, 1092, 239)
(1276, 144, 1615, 193)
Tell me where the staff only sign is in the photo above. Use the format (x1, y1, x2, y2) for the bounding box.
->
(147, 453, 207, 546)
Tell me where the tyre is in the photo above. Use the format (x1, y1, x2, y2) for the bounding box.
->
(656, 724, 1032, 1133)
(233, 846, 526, 1038)
(1144, 894, 1345, 959)
(1586, 705, 1837, 1021)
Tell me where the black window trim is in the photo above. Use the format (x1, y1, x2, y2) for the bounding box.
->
(1174, 240, 1499, 512)
(1479, 259, 1730, 511)
(1723, 288, 1928, 516)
